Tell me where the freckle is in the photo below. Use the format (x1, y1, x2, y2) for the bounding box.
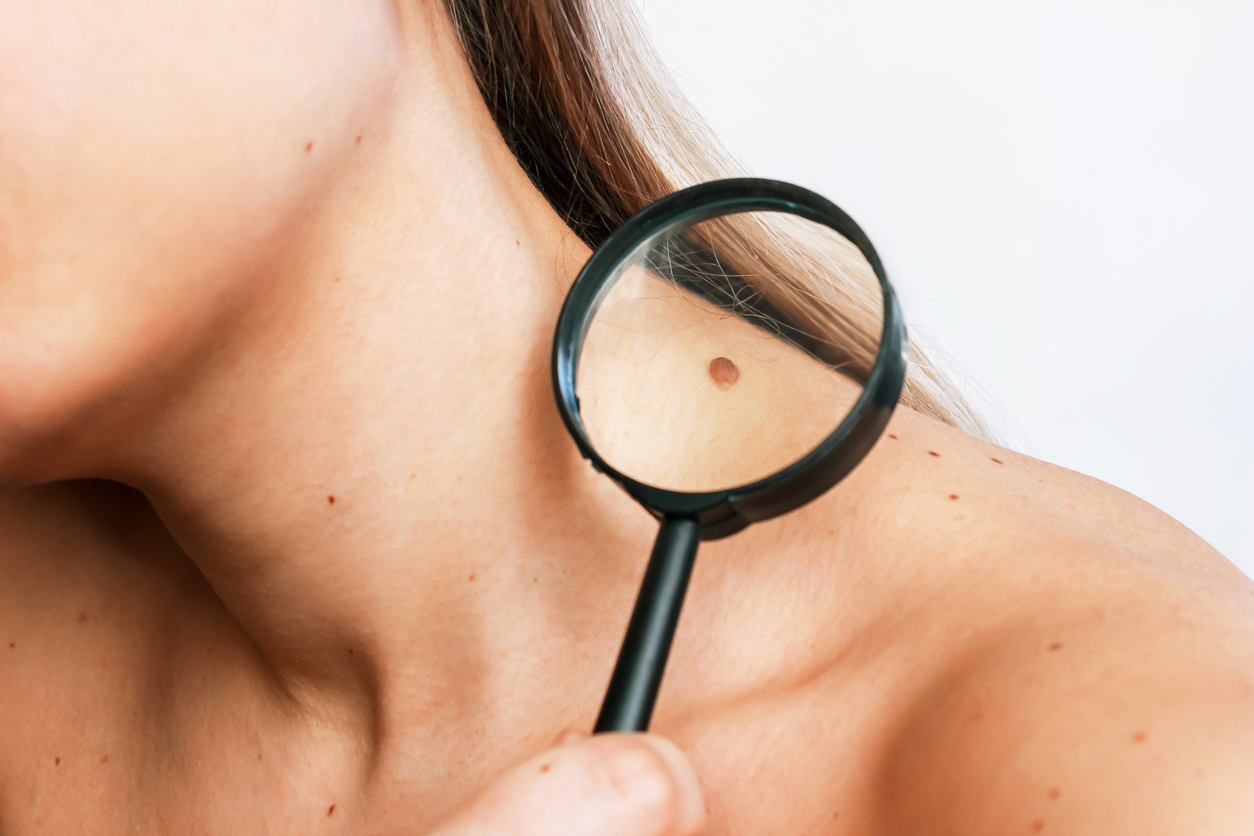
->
(1132, 732, 1146, 743)
(333, 276, 341, 283)
(327, 804, 336, 817)
(1048, 787, 1060, 800)
(355, 134, 362, 144)
(515, 239, 520, 245)
(78, 610, 89, 624)
(468, 573, 476, 582)
(347, 648, 354, 655)
(305, 141, 314, 153)
(887, 434, 898, 440)
(991, 457, 1004, 464)
(1048, 642, 1063, 651)
(927, 451, 940, 457)
(949, 494, 959, 500)
(1031, 819, 1044, 832)
(55, 757, 60, 766)
(833, 812, 840, 820)
(708, 356, 740, 388)
(410, 473, 416, 479)
(100, 754, 109, 764)
(533, 577, 538, 583)
(328, 495, 336, 505)
(7, 642, 13, 648)
(540, 763, 551, 773)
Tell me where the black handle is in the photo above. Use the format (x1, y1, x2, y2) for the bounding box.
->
(595, 515, 702, 732)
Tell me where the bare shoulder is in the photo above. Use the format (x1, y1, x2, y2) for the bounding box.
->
(858, 410, 1254, 833)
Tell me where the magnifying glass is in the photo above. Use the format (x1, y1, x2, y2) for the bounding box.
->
(551, 179, 907, 733)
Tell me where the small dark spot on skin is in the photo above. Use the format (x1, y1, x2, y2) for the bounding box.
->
(833, 811, 840, 820)
(1048, 642, 1063, 651)
(328, 804, 336, 817)
(991, 457, 1004, 464)
(78, 611, 89, 625)
(540, 764, 551, 773)
(468, 574, 476, 582)
(949, 494, 959, 500)
(1031, 820, 1044, 832)
(333, 276, 341, 283)
(328, 495, 336, 505)
(7, 642, 13, 649)
(100, 754, 109, 764)
(708, 356, 740, 388)
(927, 451, 941, 457)
(1048, 787, 1060, 800)
(410, 473, 416, 479)
(305, 141, 314, 153)
(347, 648, 354, 655)
(1132, 732, 1147, 743)
(355, 134, 362, 144)
(515, 240, 520, 245)
(887, 434, 898, 440)
(55, 757, 60, 766)
(533, 577, 538, 583)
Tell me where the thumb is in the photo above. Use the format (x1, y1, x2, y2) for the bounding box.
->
(431, 733, 705, 836)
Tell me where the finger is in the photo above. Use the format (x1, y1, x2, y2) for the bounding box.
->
(554, 728, 588, 747)
(431, 733, 705, 836)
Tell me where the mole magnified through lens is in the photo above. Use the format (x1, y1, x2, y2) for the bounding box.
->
(574, 208, 884, 494)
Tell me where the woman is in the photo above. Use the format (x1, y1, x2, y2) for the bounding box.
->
(1, 0, 1251, 833)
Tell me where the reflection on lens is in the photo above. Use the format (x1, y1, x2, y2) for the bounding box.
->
(575, 210, 884, 492)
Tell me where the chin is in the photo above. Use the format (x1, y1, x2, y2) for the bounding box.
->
(0, 337, 144, 486)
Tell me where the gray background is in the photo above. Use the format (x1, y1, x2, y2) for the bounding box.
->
(634, 0, 1253, 577)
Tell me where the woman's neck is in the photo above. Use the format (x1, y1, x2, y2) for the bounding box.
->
(91, 21, 650, 749)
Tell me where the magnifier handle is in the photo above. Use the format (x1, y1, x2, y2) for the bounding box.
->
(595, 515, 702, 733)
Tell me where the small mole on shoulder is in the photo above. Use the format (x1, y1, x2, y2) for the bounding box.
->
(927, 450, 941, 457)
(708, 356, 740, 388)
(304, 141, 314, 153)
(328, 495, 336, 505)
(990, 457, 1004, 464)
(887, 434, 898, 440)
(328, 803, 336, 817)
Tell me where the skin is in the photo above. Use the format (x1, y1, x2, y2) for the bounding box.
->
(1, 0, 1252, 833)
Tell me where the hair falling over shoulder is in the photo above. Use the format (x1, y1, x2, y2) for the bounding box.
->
(442, 0, 992, 439)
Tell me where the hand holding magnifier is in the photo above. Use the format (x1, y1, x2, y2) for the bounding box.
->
(551, 179, 907, 732)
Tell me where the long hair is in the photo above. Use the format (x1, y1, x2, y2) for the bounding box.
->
(443, 0, 991, 437)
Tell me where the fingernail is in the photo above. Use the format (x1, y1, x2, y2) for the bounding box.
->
(600, 735, 705, 834)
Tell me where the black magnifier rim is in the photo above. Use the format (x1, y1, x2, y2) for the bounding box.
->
(552, 178, 907, 540)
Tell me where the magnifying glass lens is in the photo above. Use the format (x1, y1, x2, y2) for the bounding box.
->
(576, 210, 885, 492)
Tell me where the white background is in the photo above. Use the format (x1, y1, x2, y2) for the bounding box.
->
(634, 0, 1253, 577)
